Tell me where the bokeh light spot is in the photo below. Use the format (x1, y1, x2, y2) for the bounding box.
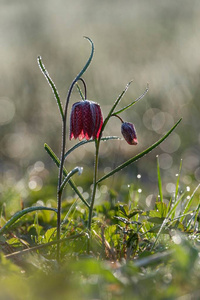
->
(34, 161, 45, 172)
(160, 132, 181, 153)
(146, 194, 154, 207)
(0, 97, 15, 125)
(166, 183, 175, 193)
(28, 176, 43, 191)
(152, 111, 166, 132)
(159, 153, 173, 170)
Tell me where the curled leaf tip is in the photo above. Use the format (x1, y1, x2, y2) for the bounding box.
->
(83, 36, 92, 41)
(78, 167, 83, 175)
(84, 37, 94, 52)
(126, 81, 133, 90)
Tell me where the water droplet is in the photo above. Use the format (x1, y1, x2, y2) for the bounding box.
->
(138, 189, 142, 193)
(137, 174, 141, 179)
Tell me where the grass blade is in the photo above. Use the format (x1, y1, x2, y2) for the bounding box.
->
(97, 119, 182, 183)
(151, 190, 187, 250)
(0, 207, 57, 234)
(180, 183, 200, 223)
(157, 155, 163, 203)
(61, 199, 79, 227)
(4, 233, 85, 258)
(44, 143, 90, 208)
(194, 203, 200, 230)
(175, 159, 182, 201)
(168, 191, 186, 219)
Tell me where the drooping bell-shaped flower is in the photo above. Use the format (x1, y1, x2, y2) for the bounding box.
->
(70, 100, 103, 141)
(121, 122, 138, 145)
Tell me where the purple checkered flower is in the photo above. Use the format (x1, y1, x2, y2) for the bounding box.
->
(70, 100, 103, 141)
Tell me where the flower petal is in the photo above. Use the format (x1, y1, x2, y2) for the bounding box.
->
(82, 101, 93, 140)
(90, 102, 103, 139)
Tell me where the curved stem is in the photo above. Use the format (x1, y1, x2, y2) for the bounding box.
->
(111, 114, 124, 123)
(87, 138, 100, 252)
(77, 78, 87, 100)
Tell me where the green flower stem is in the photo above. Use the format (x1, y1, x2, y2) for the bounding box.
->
(87, 138, 100, 252)
(57, 79, 79, 262)
(76, 78, 87, 100)
(57, 37, 94, 262)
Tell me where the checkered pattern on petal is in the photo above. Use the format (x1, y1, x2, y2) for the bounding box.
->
(69, 100, 103, 141)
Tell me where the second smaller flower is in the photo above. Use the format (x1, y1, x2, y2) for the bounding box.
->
(121, 122, 138, 145)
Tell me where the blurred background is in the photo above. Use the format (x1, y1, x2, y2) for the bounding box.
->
(1, 0, 200, 206)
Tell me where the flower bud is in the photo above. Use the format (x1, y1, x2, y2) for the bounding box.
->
(121, 122, 138, 145)
(70, 100, 103, 141)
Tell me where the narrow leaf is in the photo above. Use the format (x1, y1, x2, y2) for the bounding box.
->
(113, 84, 149, 115)
(5, 233, 85, 258)
(64, 136, 121, 159)
(76, 82, 85, 100)
(100, 82, 132, 134)
(0, 207, 57, 234)
(44, 143, 90, 208)
(168, 191, 186, 219)
(59, 166, 83, 193)
(175, 159, 182, 201)
(97, 119, 182, 183)
(134, 250, 172, 268)
(37, 56, 64, 119)
(151, 191, 186, 250)
(74, 37, 94, 82)
(181, 183, 200, 223)
(157, 156, 163, 203)
(61, 199, 78, 227)
(194, 203, 200, 228)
